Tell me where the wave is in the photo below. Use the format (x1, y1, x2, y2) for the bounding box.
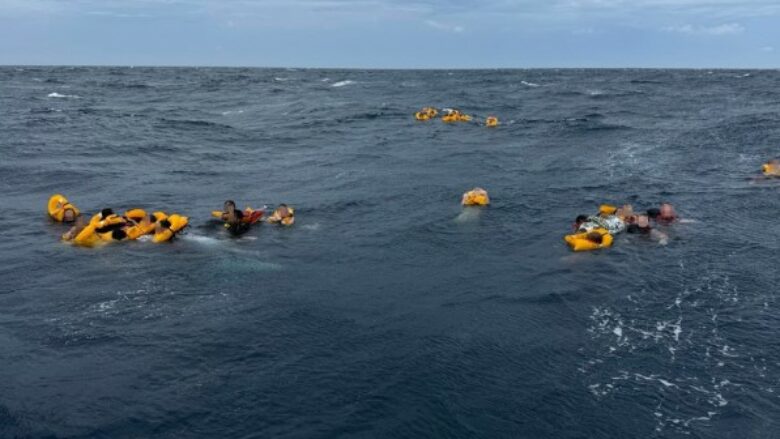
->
(521, 80, 540, 87)
(47, 92, 80, 99)
(157, 118, 233, 130)
(331, 80, 354, 88)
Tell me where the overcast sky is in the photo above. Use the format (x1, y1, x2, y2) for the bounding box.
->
(1, 0, 778, 67)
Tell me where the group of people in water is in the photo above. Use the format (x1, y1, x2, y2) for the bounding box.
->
(48, 157, 779, 250)
(47, 194, 295, 247)
(566, 203, 677, 251)
(414, 107, 499, 127)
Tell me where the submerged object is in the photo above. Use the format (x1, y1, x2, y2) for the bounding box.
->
(485, 116, 499, 127)
(153, 214, 189, 243)
(564, 227, 613, 252)
(461, 188, 490, 206)
(48, 194, 80, 222)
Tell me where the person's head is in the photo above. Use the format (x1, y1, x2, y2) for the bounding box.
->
(100, 208, 114, 219)
(659, 203, 676, 220)
(636, 215, 650, 228)
(277, 204, 290, 216)
(160, 219, 171, 229)
(586, 232, 603, 244)
(647, 208, 661, 219)
(573, 215, 588, 229)
(624, 214, 638, 224)
(617, 204, 634, 218)
(63, 208, 76, 223)
(224, 200, 236, 212)
(112, 229, 127, 240)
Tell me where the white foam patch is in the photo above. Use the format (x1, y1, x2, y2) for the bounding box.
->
(274, 77, 289, 82)
(47, 92, 80, 99)
(221, 109, 245, 116)
(454, 207, 482, 223)
(302, 223, 320, 231)
(331, 80, 354, 87)
(184, 234, 221, 245)
(521, 80, 540, 87)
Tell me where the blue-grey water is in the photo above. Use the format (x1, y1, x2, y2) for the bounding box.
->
(2, 67, 780, 438)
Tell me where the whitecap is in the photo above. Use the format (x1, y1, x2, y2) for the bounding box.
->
(521, 80, 540, 87)
(331, 80, 354, 87)
(221, 109, 245, 116)
(47, 92, 80, 99)
(274, 77, 289, 82)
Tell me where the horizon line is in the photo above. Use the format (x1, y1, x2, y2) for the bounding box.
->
(2, 64, 778, 71)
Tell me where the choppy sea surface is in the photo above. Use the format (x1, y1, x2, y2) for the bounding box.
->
(2, 67, 780, 438)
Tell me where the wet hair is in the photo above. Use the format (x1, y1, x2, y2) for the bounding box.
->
(224, 200, 236, 210)
(575, 215, 589, 224)
(646, 208, 661, 219)
(101, 208, 114, 219)
(586, 232, 603, 244)
(112, 229, 127, 240)
(279, 203, 288, 208)
(160, 219, 171, 229)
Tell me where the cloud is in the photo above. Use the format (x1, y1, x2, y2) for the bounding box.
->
(425, 19, 464, 33)
(663, 23, 744, 35)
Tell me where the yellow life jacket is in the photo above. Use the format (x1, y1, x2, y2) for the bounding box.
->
(564, 228, 614, 252)
(153, 214, 189, 243)
(485, 116, 499, 127)
(462, 190, 490, 206)
(47, 194, 80, 222)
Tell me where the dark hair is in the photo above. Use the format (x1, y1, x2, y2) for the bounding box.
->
(224, 200, 236, 209)
(149, 214, 157, 222)
(646, 208, 661, 219)
(101, 208, 114, 218)
(575, 215, 588, 224)
(586, 232, 603, 244)
(112, 229, 127, 240)
(160, 219, 171, 229)
(279, 203, 288, 208)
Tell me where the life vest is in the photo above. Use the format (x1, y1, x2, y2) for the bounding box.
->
(47, 194, 80, 222)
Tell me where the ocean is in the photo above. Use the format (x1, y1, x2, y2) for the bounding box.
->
(2, 67, 780, 438)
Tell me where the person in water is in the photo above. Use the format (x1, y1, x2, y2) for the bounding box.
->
(220, 200, 253, 235)
(267, 204, 294, 225)
(627, 214, 669, 245)
(94, 208, 127, 234)
(575, 206, 626, 234)
(647, 203, 677, 224)
(762, 159, 780, 177)
(62, 216, 89, 241)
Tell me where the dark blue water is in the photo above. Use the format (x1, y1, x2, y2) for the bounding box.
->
(2, 67, 780, 438)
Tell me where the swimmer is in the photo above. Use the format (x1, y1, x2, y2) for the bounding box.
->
(62, 216, 88, 241)
(575, 205, 625, 234)
(647, 203, 677, 224)
(93, 208, 127, 234)
(762, 159, 780, 177)
(461, 188, 490, 206)
(627, 215, 669, 245)
(267, 204, 294, 226)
